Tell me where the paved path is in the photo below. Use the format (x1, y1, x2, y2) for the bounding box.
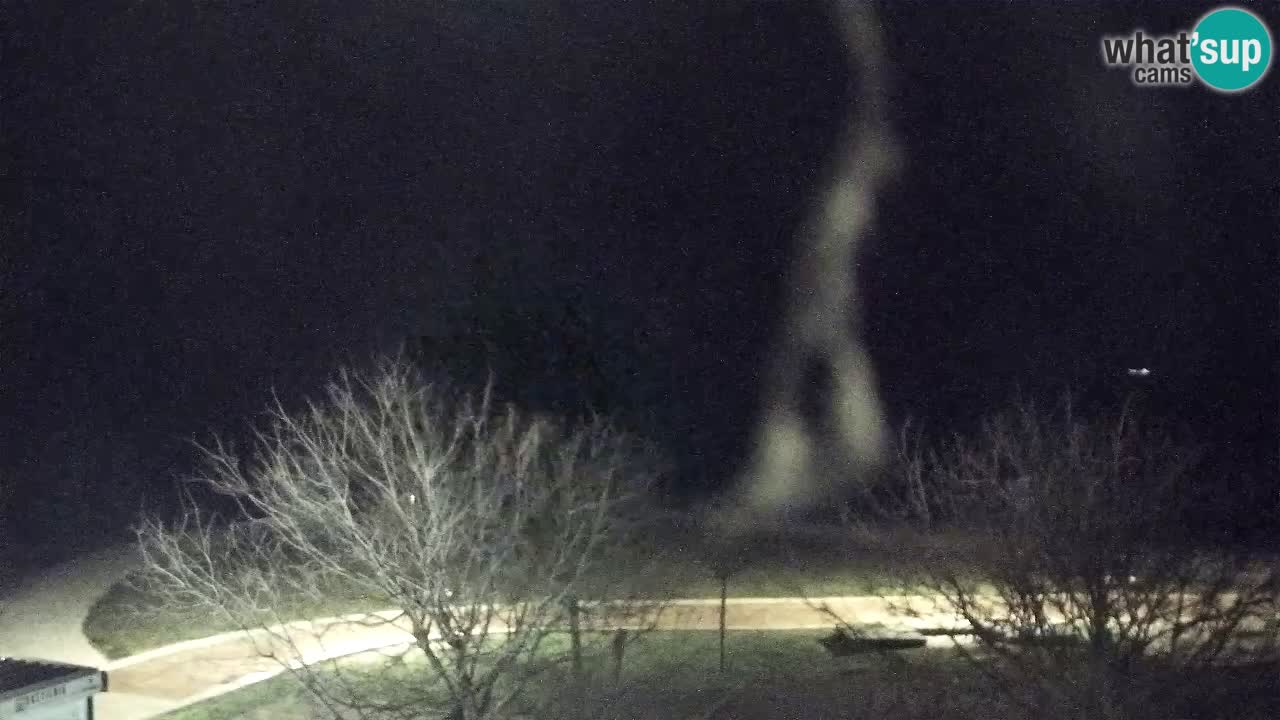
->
(0, 546, 959, 719)
(6, 548, 1270, 720)
(97, 595, 962, 719)
(0, 546, 949, 720)
(94, 594, 1278, 719)
(0, 543, 180, 718)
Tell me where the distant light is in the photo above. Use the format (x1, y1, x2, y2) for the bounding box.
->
(1126, 368, 1152, 377)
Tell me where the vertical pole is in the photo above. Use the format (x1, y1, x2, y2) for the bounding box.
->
(718, 570, 728, 673)
(611, 628, 628, 683)
(568, 595, 583, 680)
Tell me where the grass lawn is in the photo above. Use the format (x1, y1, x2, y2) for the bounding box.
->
(85, 521, 959, 660)
(159, 629, 998, 720)
(159, 671, 315, 720)
(149, 626, 1280, 720)
(533, 629, 997, 720)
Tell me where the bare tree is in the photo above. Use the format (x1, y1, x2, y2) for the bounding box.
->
(136, 357, 667, 720)
(880, 397, 1280, 719)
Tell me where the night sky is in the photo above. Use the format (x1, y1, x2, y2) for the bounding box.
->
(3, 1, 1277, 547)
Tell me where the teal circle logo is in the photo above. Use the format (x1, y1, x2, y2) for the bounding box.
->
(1191, 7, 1272, 92)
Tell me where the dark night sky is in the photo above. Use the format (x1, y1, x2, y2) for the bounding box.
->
(2, 1, 1277, 544)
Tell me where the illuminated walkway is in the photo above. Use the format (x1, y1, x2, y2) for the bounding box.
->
(97, 595, 956, 719)
(3, 550, 1272, 719)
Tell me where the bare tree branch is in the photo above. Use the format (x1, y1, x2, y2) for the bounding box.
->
(846, 395, 1280, 719)
(136, 356, 668, 720)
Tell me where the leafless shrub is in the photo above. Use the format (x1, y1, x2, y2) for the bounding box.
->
(876, 396, 1280, 719)
(826, 397, 1280, 718)
(841, 417, 942, 532)
(136, 356, 668, 720)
